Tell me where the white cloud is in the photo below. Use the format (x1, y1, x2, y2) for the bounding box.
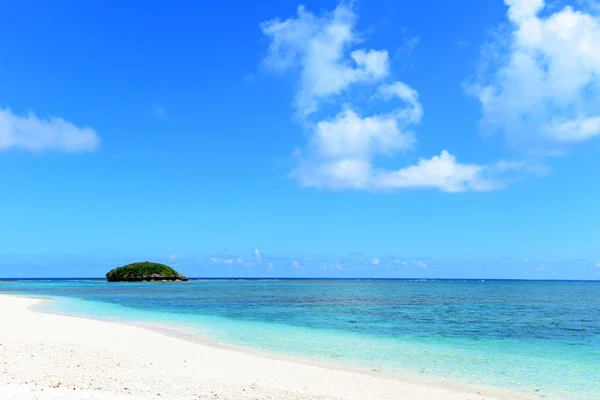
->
(290, 78, 497, 192)
(291, 96, 419, 190)
(544, 116, 600, 143)
(261, 4, 389, 116)
(376, 82, 424, 124)
(267, 262, 274, 270)
(397, 34, 420, 60)
(223, 259, 233, 264)
(0, 107, 100, 153)
(210, 257, 220, 264)
(413, 260, 427, 267)
(319, 262, 345, 270)
(295, 149, 524, 192)
(167, 253, 177, 261)
(152, 102, 167, 118)
(596, 262, 600, 268)
(370, 258, 380, 265)
(535, 263, 546, 272)
(262, 3, 532, 193)
(470, 0, 600, 147)
(237, 258, 243, 264)
(253, 249, 261, 263)
(374, 151, 492, 192)
(292, 261, 304, 270)
(312, 107, 416, 161)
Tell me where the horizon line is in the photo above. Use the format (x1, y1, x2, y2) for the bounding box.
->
(1, 277, 599, 282)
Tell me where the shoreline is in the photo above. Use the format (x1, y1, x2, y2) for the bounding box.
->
(31, 298, 464, 388)
(30, 294, 519, 397)
(1, 294, 538, 399)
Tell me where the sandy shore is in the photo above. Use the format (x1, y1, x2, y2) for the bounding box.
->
(0, 294, 523, 400)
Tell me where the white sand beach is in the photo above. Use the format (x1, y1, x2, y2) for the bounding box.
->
(0, 294, 522, 400)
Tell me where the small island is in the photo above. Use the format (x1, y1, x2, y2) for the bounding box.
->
(106, 261, 188, 282)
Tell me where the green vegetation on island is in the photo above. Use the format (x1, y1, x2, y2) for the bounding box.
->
(106, 261, 188, 282)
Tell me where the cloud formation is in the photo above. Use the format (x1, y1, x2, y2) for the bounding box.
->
(262, 3, 530, 193)
(253, 249, 261, 263)
(470, 0, 600, 148)
(0, 107, 100, 153)
(261, 5, 389, 116)
(295, 150, 505, 193)
(196, 251, 600, 279)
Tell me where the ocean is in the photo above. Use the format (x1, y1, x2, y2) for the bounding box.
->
(1, 279, 598, 399)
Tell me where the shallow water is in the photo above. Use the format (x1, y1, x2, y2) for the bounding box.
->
(1, 279, 598, 399)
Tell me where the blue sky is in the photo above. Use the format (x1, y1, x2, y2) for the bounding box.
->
(1, 0, 600, 279)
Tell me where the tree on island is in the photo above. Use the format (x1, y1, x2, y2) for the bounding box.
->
(106, 261, 188, 282)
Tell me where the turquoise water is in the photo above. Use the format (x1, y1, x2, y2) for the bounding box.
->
(1, 279, 598, 399)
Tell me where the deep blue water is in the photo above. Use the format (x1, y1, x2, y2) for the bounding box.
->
(1, 279, 599, 399)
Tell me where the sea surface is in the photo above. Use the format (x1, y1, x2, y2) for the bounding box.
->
(1, 279, 598, 399)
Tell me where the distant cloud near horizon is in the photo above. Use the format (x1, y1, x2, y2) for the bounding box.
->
(2, 254, 599, 280)
(535, 264, 546, 272)
(292, 261, 304, 270)
(0, 107, 100, 153)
